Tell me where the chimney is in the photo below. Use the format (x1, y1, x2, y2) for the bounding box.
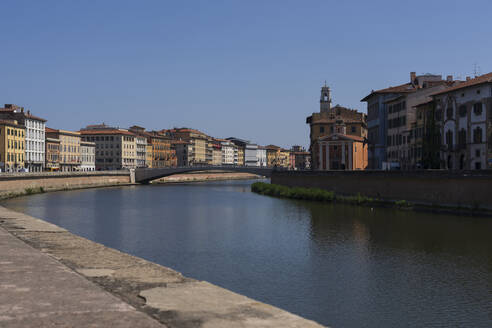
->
(410, 72, 416, 83)
(446, 75, 453, 82)
(466, 76, 471, 81)
(21, 107, 24, 113)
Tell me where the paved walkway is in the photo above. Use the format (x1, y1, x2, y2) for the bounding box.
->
(0, 226, 165, 328)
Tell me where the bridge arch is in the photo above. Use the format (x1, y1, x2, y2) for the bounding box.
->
(134, 166, 274, 184)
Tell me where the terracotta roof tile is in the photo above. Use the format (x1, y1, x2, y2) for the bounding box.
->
(361, 83, 416, 101)
(79, 129, 135, 136)
(431, 72, 492, 96)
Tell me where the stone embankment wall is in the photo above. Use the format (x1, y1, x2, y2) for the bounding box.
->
(271, 170, 492, 209)
(0, 171, 131, 198)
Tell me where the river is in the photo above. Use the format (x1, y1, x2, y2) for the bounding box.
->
(2, 180, 491, 327)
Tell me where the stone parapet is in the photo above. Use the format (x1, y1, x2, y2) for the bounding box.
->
(271, 170, 492, 210)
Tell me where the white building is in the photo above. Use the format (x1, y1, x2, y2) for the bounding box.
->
(135, 135, 147, 168)
(431, 73, 492, 170)
(257, 146, 267, 167)
(221, 141, 236, 165)
(0, 105, 46, 172)
(80, 141, 96, 171)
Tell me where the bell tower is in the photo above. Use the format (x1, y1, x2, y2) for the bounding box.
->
(320, 82, 331, 113)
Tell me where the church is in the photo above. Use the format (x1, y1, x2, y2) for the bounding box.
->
(306, 85, 368, 170)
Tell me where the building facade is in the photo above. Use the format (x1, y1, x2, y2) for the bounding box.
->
(307, 85, 367, 170)
(289, 146, 310, 170)
(226, 137, 258, 166)
(45, 137, 60, 171)
(0, 104, 46, 172)
(317, 134, 368, 170)
(0, 119, 25, 172)
(80, 141, 96, 171)
(80, 128, 136, 170)
(46, 128, 81, 172)
(167, 128, 209, 166)
(431, 73, 492, 170)
(221, 140, 236, 165)
(173, 140, 192, 166)
(256, 146, 267, 167)
(265, 145, 289, 168)
(385, 76, 454, 170)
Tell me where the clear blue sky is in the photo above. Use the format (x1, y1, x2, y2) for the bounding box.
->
(1, 0, 491, 148)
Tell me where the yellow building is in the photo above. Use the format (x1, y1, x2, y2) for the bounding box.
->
(0, 119, 25, 172)
(265, 145, 289, 168)
(146, 144, 153, 168)
(167, 128, 208, 166)
(46, 128, 81, 172)
(237, 147, 245, 166)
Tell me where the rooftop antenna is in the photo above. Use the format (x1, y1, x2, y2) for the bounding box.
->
(324, 80, 327, 87)
(473, 63, 481, 77)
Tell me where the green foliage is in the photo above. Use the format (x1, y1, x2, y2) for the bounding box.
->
(395, 199, 412, 208)
(24, 187, 45, 195)
(251, 182, 414, 211)
(251, 182, 335, 202)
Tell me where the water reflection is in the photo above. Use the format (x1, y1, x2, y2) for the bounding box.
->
(2, 180, 491, 328)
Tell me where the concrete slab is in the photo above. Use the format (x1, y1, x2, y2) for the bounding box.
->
(140, 282, 324, 328)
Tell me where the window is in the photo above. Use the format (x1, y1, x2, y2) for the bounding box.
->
(446, 106, 453, 119)
(476, 149, 480, 157)
(459, 105, 467, 117)
(351, 126, 356, 133)
(473, 127, 483, 143)
(320, 126, 325, 133)
(473, 103, 482, 115)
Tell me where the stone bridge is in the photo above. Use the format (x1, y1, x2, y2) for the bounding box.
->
(134, 166, 275, 183)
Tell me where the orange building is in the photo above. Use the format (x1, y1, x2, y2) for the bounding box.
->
(317, 134, 368, 170)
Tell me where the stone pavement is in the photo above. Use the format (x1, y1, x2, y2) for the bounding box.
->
(0, 225, 165, 328)
(0, 205, 325, 327)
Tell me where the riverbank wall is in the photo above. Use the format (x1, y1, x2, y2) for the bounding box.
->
(271, 170, 492, 210)
(154, 172, 260, 184)
(0, 205, 324, 327)
(0, 171, 132, 199)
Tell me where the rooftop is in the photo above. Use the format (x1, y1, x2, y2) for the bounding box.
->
(431, 72, 492, 96)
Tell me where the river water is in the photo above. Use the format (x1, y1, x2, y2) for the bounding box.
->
(2, 180, 491, 327)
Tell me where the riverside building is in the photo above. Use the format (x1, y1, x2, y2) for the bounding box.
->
(307, 84, 367, 170)
(431, 72, 492, 170)
(384, 74, 458, 170)
(46, 128, 81, 172)
(45, 137, 60, 171)
(80, 125, 136, 170)
(80, 141, 96, 171)
(167, 128, 209, 166)
(128, 126, 149, 168)
(226, 137, 258, 166)
(0, 119, 25, 172)
(220, 140, 237, 165)
(0, 104, 46, 172)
